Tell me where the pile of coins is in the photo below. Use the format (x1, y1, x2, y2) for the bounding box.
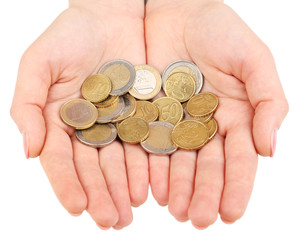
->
(60, 59, 218, 154)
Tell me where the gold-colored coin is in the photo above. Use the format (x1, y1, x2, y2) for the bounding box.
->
(182, 102, 213, 123)
(81, 74, 112, 103)
(187, 92, 218, 117)
(169, 66, 197, 85)
(171, 120, 209, 150)
(60, 99, 98, 129)
(129, 64, 162, 100)
(97, 96, 125, 123)
(205, 118, 218, 140)
(94, 95, 119, 108)
(164, 72, 195, 102)
(132, 101, 158, 123)
(118, 117, 150, 144)
(153, 97, 183, 126)
(112, 94, 137, 122)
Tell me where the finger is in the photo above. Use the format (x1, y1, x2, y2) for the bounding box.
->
(123, 143, 149, 207)
(219, 123, 258, 223)
(99, 141, 133, 230)
(168, 150, 196, 222)
(40, 123, 87, 215)
(243, 47, 288, 156)
(149, 154, 170, 206)
(72, 139, 118, 228)
(188, 135, 224, 229)
(10, 48, 50, 158)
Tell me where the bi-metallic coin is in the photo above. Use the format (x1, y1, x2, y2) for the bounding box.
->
(97, 96, 125, 123)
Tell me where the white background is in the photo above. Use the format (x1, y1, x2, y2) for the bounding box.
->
(0, 0, 299, 239)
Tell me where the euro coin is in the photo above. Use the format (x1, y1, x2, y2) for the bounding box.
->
(162, 60, 203, 94)
(129, 64, 162, 100)
(97, 96, 125, 123)
(94, 95, 119, 108)
(182, 102, 213, 123)
(112, 93, 136, 122)
(172, 120, 209, 150)
(187, 92, 218, 117)
(153, 97, 183, 125)
(205, 118, 218, 140)
(81, 74, 112, 103)
(99, 59, 136, 95)
(118, 117, 150, 144)
(164, 72, 195, 102)
(75, 123, 117, 147)
(60, 99, 98, 129)
(141, 121, 177, 155)
(132, 101, 158, 123)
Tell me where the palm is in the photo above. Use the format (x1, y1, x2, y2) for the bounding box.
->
(146, 2, 261, 227)
(32, 6, 147, 229)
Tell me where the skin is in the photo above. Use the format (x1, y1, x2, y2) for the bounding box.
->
(10, 0, 288, 230)
(146, 0, 288, 229)
(10, 0, 148, 230)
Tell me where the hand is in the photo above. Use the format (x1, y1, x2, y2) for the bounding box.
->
(145, 0, 288, 228)
(10, 0, 148, 230)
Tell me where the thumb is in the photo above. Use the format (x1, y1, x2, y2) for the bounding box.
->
(244, 47, 289, 157)
(10, 48, 51, 158)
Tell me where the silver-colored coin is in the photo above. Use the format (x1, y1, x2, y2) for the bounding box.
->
(99, 59, 136, 96)
(140, 121, 177, 155)
(129, 65, 162, 100)
(162, 60, 203, 94)
(75, 123, 117, 148)
(111, 94, 136, 122)
(96, 96, 125, 123)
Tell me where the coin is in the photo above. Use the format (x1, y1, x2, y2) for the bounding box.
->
(112, 93, 136, 122)
(141, 121, 177, 155)
(94, 95, 119, 108)
(75, 123, 117, 148)
(97, 96, 125, 123)
(171, 120, 209, 150)
(81, 74, 112, 103)
(182, 102, 213, 123)
(153, 97, 183, 125)
(187, 92, 218, 117)
(162, 60, 203, 94)
(60, 99, 98, 129)
(118, 117, 150, 144)
(164, 72, 195, 102)
(132, 101, 158, 123)
(99, 59, 136, 95)
(205, 118, 218, 140)
(129, 64, 162, 100)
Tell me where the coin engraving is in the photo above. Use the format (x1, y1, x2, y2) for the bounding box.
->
(133, 101, 158, 123)
(118, 117, 149, 143)
(187, 92, 218, 117)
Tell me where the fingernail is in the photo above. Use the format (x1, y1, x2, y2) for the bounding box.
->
(22, 132, 29, 159)
(97, 224, 110, 230)
(222, 219, 235, 224)
(70, 212, 82, 217)
(271, 129, 278, 158)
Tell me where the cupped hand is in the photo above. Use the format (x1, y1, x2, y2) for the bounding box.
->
(10, 0, 148, 230)
(145, 0, 288, 228)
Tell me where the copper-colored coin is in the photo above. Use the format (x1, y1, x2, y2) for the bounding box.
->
(94, 95, 119, 108)
(205, 118, 218, 140)
(187, 92, 218, 117)
(171, 120, 209, 150)
(75, 123, 117, 148)
(81, 74, 112, 103)
(153, 97, 183, 126)
(129, 64, 162, 100)
(140, 121, 177, 155)
(112, 94, 137, 122)
(164, 72, 195, 102)
(97, 96, 125, 123)
(60, 99, 98, 129)
(99, 59, 135, 95)
(118, 117, 150, 144)
(132, 101, 158, 123)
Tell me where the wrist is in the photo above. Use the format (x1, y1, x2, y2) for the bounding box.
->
(146, 0, 223, 13)
(69, 0, 145, 18)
